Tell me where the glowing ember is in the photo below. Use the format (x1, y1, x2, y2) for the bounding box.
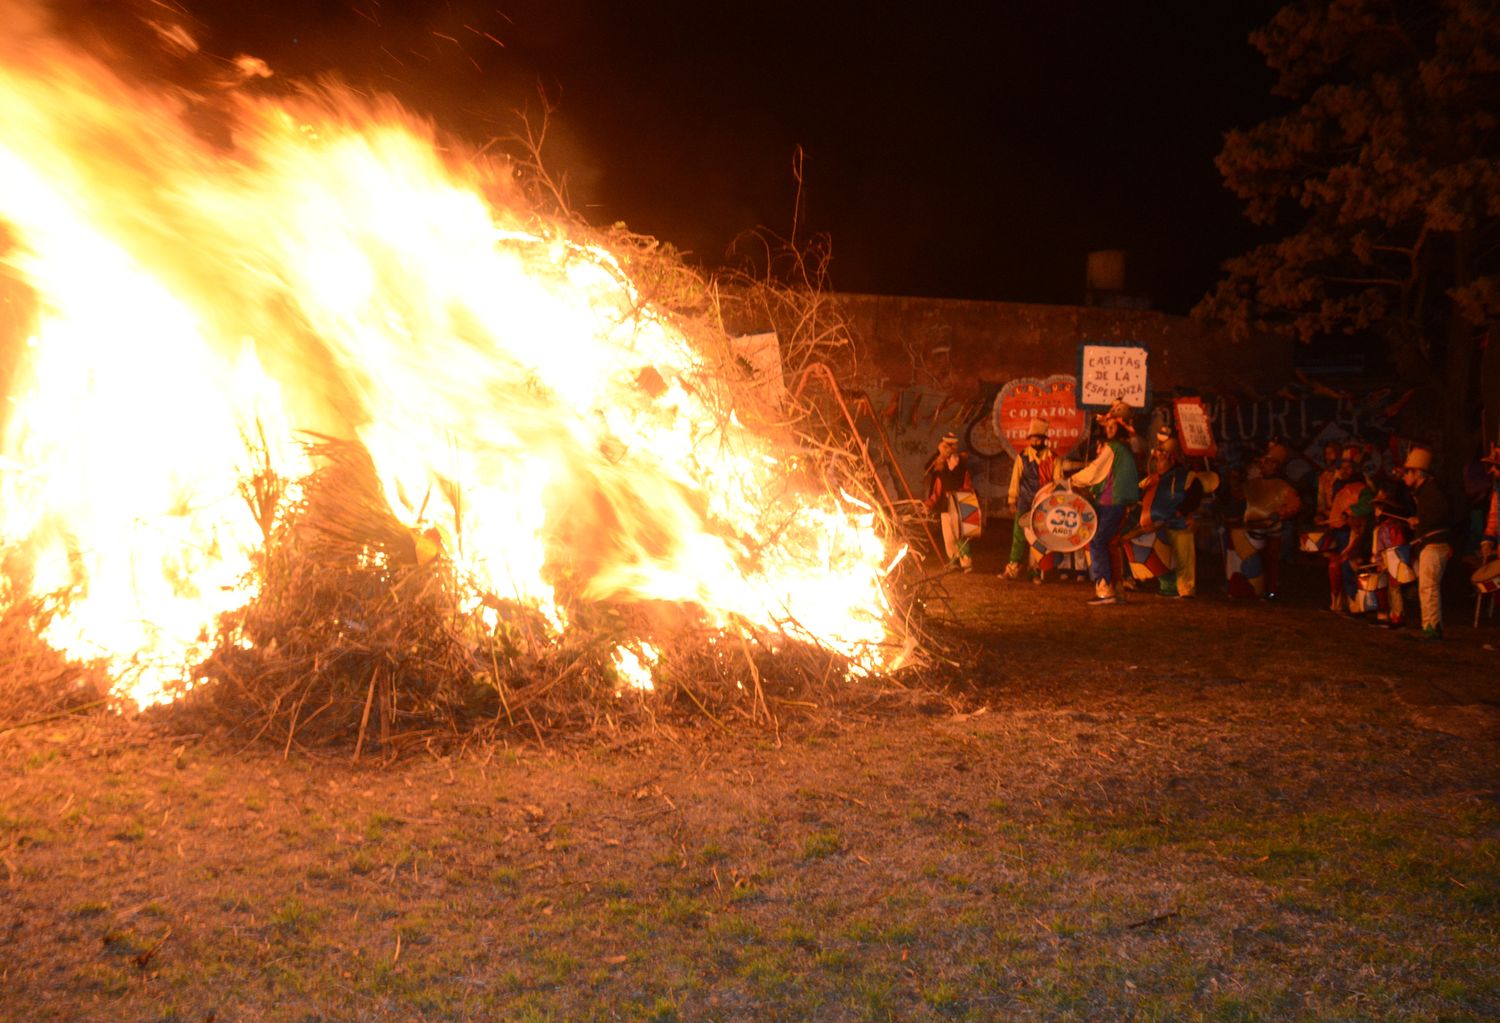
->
(0, 4, 898, 707)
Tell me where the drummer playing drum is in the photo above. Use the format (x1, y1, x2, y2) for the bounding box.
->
(923, 432, 975, 572)
(1320, 445, 1375, 613)
(1067, 399, 1140, 606)
(1399, 447, 1451, 640)
(1247, 440, 1299, 600)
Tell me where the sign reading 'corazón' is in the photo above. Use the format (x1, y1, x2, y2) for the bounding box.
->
(991, 375, 1088, 459)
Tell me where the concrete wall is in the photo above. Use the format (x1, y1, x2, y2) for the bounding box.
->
(831, 292, 1293, 397)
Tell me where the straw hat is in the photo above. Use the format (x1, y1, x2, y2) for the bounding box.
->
(1402, 447, 1433, 472)
(1027, 418, 1050, 438)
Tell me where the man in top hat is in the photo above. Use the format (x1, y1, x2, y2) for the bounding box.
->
(924, 432, 974, 572)
(1004, 418, 1058, 580)
(1400, 447, 1451, 639)
(1068, 398, 1140, 605)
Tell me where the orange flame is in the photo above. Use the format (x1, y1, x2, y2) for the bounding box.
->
(0, 6, 900, 706)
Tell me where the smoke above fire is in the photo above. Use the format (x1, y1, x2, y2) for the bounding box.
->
(0, 2, 902, 708)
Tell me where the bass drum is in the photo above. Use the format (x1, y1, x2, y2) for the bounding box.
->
(1025, 483, 1097, 553)
(952, 490, 983, 539)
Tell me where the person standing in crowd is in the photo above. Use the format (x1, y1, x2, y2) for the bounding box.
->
(1004, 419, 1057, 581)
(1400, 447, 1451, 640)
(1371, 484, 1417, 629)
(1145, 425, 1175, 476)
(923, 432, 974, 573)
(1068, 399, 1140, 606)
(1316, 441, 1342, 520)
(1322, 444, 1375, 613)
(1140, 435, 1202, 598)
(1480, 443, 1500, 564)
(1249, 440, 1299, 600)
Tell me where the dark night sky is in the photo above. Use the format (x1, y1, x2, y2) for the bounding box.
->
(173, 1, 1287, 314)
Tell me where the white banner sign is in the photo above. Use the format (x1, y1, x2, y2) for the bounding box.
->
(1077, 343, 1149, 409)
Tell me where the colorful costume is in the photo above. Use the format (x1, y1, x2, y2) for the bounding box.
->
(1005, 419, 1057, 580)
(1481, 445, 1500, 555)
(1140, 459, 1202, 597)
(1314, 445, 1341, 520)
(1403, 448, 1450, 637)
(1371, 494, 1414, 627)
(1321, 445, 1374, 612)
(1248, 442, 1299, 599)
(924, 433, 974, 571)
(1069, 401, 1140, 604)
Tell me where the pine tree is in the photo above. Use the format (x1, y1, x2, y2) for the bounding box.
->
(1198, 0, 1499, 468)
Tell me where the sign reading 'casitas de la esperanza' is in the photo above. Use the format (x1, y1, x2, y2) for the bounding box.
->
(1076, 342, 1149, 410)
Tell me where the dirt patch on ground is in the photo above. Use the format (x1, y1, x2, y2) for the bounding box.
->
(2, 559, 1497, 1022)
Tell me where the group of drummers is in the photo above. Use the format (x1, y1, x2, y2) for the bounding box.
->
(923, 399, 1500, 640)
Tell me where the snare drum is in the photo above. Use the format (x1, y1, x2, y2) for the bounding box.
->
(1356, 564, 1387, 592)
(1472, 559, 1500, 594)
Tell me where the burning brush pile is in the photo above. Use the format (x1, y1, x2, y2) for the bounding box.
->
(0, 3, 932, 749)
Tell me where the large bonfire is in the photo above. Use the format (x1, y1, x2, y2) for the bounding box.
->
(0, 2, 919, 746)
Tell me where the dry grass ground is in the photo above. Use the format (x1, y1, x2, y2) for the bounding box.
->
(2, 556, 1497, 1022)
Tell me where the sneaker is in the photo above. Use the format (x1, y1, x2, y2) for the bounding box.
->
(1086, 595, 1119, 606)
